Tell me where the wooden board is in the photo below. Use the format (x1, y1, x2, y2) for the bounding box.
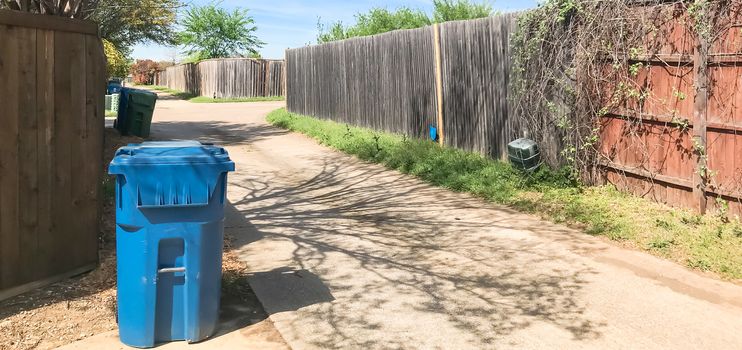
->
(0, 9, 98, 35)
(16, 26, 39, 284)
(0, 22, 21, 290)
(35, 28, 56, 281)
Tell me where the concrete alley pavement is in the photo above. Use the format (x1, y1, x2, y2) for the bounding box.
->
(66, 94, 742, 349)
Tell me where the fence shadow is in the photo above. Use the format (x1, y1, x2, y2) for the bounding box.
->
(151, 121, 288, 146)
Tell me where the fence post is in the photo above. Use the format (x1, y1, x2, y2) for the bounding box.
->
(433, 23, 445, 146)
(264, 60, 270, 97)
(692, 32, 709, 214)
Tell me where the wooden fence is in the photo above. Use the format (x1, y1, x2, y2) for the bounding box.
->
(287, 26, 438, 138)
(599, 3, 742, 216)
(287, 15, 526, 160)
(0, 10, 105, 300)
(156, 58, 286, 98)
(286, 8, 742, 217)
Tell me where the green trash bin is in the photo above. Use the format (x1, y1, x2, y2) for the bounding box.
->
(123, 89, 157, 138)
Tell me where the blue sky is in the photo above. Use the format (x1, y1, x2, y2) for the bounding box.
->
(132, 0, 538, 61)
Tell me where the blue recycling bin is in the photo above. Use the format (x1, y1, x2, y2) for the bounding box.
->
(109, 141, 235, 348)
(108, 79, 123, 94)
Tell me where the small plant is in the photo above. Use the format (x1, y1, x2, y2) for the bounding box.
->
(681, 214, 703, 226)
(716, 196, 729, 219)
(628, 47, 643, 60)
(373, 134, 382, 155)
(733, 225, 742, 238)
(672, 87, 687, 101)
(628, 62, 644, 77)
(687, 258, 712, 271)
(648, 236, 675, 250)
(670, 116, 690, 132)
(655, 218, 672, 229)
(345, 124, 352, 138)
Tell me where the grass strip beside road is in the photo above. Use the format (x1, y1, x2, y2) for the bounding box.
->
(142, 85, 285, 103)
(267, 108, 742, 281)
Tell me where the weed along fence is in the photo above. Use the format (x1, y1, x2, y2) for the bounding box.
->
(156, 58, 286, 98)
(287, 14, 522, 159)
(286, 6, 742, 217)
(0, 10, 106, 300)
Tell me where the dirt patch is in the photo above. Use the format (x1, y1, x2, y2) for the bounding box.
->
(0, 129, 278, 350)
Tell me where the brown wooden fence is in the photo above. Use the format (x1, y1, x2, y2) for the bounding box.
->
(287, 15, 527, 160)
(156, 58, 286, 98)
(599, 3, 742, 216)
(0, 10, 105, 300)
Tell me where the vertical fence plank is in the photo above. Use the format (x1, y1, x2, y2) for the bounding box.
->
(693, 33, 710, 213)
(83, 35, 104, 265)
(0, 24, 21, 290)
(433, 23, 445, 146)
(17, 27, 40, 283)
(67, 31, 89, 270)
(52, 31, 76, 275)
(36, 28, 56, 281)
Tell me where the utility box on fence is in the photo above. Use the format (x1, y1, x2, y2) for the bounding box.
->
(109, 141, 235, 348)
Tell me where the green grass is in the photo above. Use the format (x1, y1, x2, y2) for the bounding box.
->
(142, 85, 285, 103)
(189, 95, 285, 103)
(105, 110, 117, 118)
(267, 108, 742, 281)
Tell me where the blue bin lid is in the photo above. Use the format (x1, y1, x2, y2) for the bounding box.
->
(109, 141, 234, 208)
(110, 141, 235, 169)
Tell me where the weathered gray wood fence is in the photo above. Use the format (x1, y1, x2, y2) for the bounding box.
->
(0, 10, 105, 301)
(287, 14, 530, 160)
(287, 26, 438, 138)
(156, 58, 286, 98)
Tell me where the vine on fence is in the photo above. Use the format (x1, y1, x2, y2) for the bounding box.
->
(509, 0, 734, 185)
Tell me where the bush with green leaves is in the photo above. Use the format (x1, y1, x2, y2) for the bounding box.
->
(317, 0, 493, 43)
(103, 39, 130, 79)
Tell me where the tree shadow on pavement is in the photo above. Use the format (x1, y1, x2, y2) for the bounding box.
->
(151, 121, 288, 146)
(225, 152, 609, 349)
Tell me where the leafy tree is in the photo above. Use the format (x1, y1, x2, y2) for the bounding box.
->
(432, 0, 493, 22)
(317, 1, 494, 43)
(130, 59, 159, 85)
(178, 4, 264, 60)
(89, 0, 180, 52)
(318, 7, 430, 43)
(2, 0, 180, 52)
(103, 39, 130, 78)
